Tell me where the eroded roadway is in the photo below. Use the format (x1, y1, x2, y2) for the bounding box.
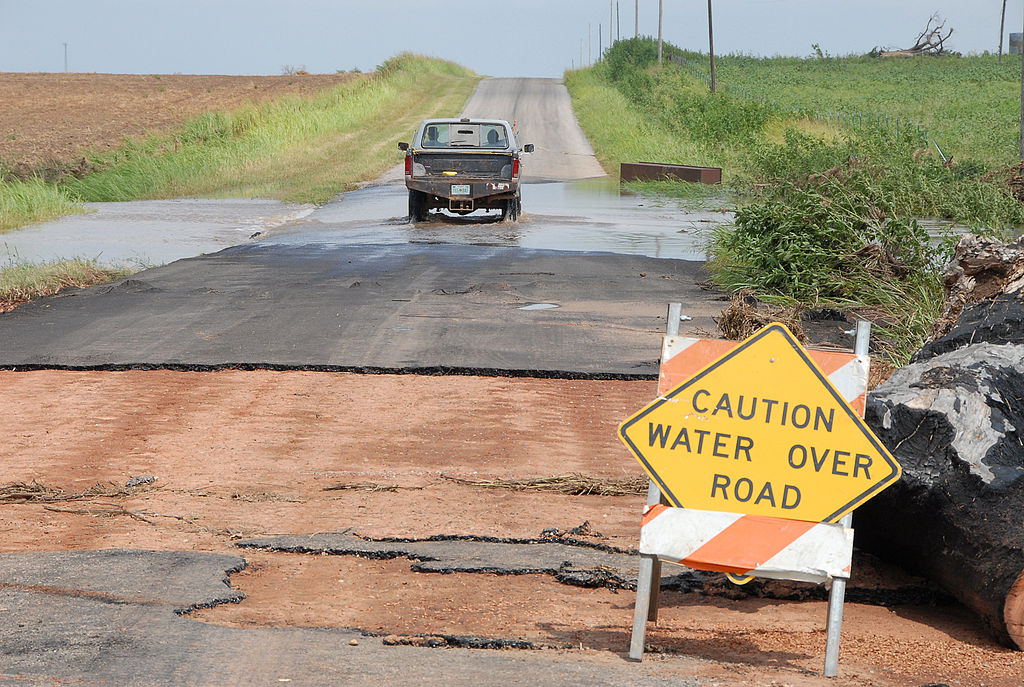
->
(0, 78, 728, 376)
(0, 78, 731, 685)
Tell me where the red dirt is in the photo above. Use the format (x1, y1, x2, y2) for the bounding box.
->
(0, 72, 361, 169)
(2, 369, 1022, 686)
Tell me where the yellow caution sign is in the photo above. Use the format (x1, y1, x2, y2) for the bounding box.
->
(619, 324, 900, 523)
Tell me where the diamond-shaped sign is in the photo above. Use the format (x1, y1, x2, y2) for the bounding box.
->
(619, 324, 900, 523)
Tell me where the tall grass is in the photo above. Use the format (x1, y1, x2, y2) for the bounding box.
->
(65, 54, 478, 204)
(0, 258, 133, 310)
(0, 177, 83, 233)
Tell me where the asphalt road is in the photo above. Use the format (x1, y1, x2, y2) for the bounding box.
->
(0, 550, 705, 687)
(0, 77, 726, 376)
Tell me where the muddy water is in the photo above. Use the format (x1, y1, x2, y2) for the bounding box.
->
(0, 198, 315, 267)
(266, 179, 733, 261)
(0, 182, 731, 266)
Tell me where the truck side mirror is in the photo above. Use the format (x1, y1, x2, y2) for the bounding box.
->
(523, 144, 535, 153)
(398, 142, 409, 151)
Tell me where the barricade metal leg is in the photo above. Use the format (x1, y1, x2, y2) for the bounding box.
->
(826, 320, 871, 677)
(824, 513, 852, 677)
(629, 479, 665, 660)
(648, 557, 662, 622)
(630, 303, 683, 659)
(629, 553, 657, 660)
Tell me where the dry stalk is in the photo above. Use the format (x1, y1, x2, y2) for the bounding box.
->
(43, 504, 156, 525)
(440, 473, 647, 497)
(0, 481, 135, 504)
(718, 290, 807, 342)
(321, 483, 423, 493)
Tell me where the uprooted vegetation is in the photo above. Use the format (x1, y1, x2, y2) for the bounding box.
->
(568, 38, 1024, 363)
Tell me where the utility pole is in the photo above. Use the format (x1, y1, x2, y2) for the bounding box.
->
(580, 38, 583, 70)
(599, 23, 603, 60)
(1000, 0, 1008, 63)
(588, 24, 592, 66)
(63, 42, 68, 72)
(611, 0, 614, 48)
(657, 0, 663, 64)
(708, 0, 717, 93)
(617, 2, 621, 41)
(635, 0, 639, 38)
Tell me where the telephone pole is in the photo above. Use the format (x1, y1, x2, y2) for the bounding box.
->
(617, 2, 621, 41)
(588, 24, 592, 66)
(610, 0, 614, 48)
(708, 0, 717, 93)
(635, 0, 639, 38)
(657, 0, 663, 64)
(63, 42, 68, 72)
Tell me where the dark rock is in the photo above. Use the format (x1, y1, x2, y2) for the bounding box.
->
(861, 342, 1024, 648)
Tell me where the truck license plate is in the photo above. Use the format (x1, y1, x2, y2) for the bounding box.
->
(451, 184, 470, 196)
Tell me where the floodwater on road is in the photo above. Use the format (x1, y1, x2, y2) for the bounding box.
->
(0, 198, 316, 267)
(265, 178, 733, 261)
(0, 181, 733, 266)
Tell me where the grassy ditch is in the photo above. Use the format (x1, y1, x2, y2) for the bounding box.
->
(567, 39, 1024, 362)
(0, 54, 478, 231)
(0, 177, 84, 234)
(0, 258, 134, 312)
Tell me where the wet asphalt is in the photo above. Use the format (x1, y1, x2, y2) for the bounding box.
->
(0, 180, 731, 376)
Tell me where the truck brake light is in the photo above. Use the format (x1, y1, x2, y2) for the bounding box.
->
(512, 158, 520, 178)
(405, 154, 412, 176)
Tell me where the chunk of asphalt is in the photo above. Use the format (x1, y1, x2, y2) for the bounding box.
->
(236, 532, 657, 590)
(236, 531, 952, 605)
(0, 549, 245, 612)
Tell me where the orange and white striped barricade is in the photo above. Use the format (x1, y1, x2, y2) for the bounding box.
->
(624, 304, 882, 678)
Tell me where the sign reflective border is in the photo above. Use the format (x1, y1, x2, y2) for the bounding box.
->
(619, 324, 900, 523)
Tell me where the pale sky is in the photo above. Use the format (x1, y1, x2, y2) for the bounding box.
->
(1, 1, 1021, 78)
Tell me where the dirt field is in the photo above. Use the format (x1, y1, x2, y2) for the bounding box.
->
(2, 369, 1022, 686)
(0, 72, 360, 170)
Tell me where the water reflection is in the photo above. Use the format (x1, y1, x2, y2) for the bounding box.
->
(264, 180, 735, 261)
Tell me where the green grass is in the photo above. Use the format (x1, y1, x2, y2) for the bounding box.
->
(567, 39, 1024, 362)
(65, 54, 479, 205)
(702, 52, 1022, 168)
(0, 176, 83, 233)
(564, 68, 730, 175)
(0, 258, 134, 310)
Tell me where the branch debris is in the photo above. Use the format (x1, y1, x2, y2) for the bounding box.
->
(321, 482, 424, 493)
(880, 13, 954, 57)
(0, 481, 144, 504)
(441, 473, 648, 497)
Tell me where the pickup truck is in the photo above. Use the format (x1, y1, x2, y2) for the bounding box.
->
(398, 118, 534, 222)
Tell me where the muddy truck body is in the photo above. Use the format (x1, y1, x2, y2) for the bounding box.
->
(399, 118, 533, 222)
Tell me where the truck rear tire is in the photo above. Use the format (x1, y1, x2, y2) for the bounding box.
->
(408, 190, 427, 223)
(502, 195, 521, 223)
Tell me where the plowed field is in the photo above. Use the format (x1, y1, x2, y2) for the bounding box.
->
(0, 72, 360, 170)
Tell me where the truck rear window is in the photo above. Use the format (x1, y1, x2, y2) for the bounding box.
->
(421, 123, 509, 149)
